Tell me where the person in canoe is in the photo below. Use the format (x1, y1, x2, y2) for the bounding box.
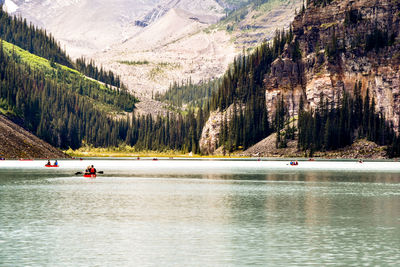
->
(87, 165, 96, 175)
(54, 160, 58, 166)
(91, 165, 97, 174)
(47, 160, 51, 166)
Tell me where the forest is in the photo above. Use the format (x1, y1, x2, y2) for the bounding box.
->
(155, 78, 218, 108)
(0, 37, 208, 152)
(2, 1, 400, 157)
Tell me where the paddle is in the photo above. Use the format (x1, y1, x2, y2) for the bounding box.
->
(75, 171, 104, 175)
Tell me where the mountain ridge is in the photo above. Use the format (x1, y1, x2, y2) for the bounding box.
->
(199, 0, 400, 157)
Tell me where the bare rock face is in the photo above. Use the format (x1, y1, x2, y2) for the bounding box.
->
(265, 0, 400, 127)
(199, 110, 223, 155)
(199, 104, 238, 154)
(202, 0, 400, 155)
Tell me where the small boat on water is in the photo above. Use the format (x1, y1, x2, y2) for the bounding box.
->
(83, 173, 96, 178)
(45, 165, 59, 168)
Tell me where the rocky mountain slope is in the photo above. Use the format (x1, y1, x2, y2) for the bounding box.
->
(6, 0, 227, 57)
(5, 0, 301, 115)
(5, 0, 160, 56)
(265, 0, 400, 122)
(0, 115, 67, 159)
(92, 0, 301, 115)
(200, 0, 400, 155)
(265, 0, 400, 126)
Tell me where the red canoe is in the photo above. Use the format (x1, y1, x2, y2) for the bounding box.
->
(84, 174, 96, 178)
(45, 165, 59, 168)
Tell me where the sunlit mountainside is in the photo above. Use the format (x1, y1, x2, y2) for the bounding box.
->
(4, 0, 301, 115)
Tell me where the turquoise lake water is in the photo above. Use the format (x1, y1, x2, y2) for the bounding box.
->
(0, 159, 399, 266)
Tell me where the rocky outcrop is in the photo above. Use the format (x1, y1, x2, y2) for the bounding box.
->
(202, 0, 400, 155)
(0, 115, 68, 159)
(265, 0, 400, 125)
(199, 104, 239, 154)
(199, 110, 223, 155)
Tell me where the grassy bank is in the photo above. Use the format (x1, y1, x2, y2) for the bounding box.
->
(64, 138, 389, 160)
(64, 146, 249, 159)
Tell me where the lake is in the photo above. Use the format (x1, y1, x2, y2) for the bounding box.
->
(0, 159, 399, 266)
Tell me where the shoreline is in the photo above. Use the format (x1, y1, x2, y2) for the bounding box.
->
(61, 139, 390, 160)
(1, 159, 400, 173)
(59, 154, 398, 162)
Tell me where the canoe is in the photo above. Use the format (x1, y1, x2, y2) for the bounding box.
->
(84, 174, 96, 178)
(45, 165, 59, 167)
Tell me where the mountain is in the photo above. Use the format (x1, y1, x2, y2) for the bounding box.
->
(199, 0, 400, 157)
(0, 6, 140, 153)
(91, 0, 302, 115)
(6, 0, 225, 57)
(5, 0, 302, 116)
(1, 7, 208, 155)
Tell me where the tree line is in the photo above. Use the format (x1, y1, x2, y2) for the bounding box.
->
(155, 78, 218, 108)
(0, 39, 208, 152)
(0, 39, 136, 148)
(0, 6, 208, 153)
(297, 82, 397, 156)
(75, 57, 124, 89)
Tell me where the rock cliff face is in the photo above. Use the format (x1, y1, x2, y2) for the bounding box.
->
(200, 0, 400, 154)
(199, 104, 237, 154)
(265, 0, 400, 124)
(199, 110, 224, 155)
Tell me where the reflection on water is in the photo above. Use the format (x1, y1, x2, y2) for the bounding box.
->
(0, 160, 399, 266)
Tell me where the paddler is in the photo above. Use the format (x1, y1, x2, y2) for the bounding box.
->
(85, 165, 91, 174)
(90, 165, 97, 175)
